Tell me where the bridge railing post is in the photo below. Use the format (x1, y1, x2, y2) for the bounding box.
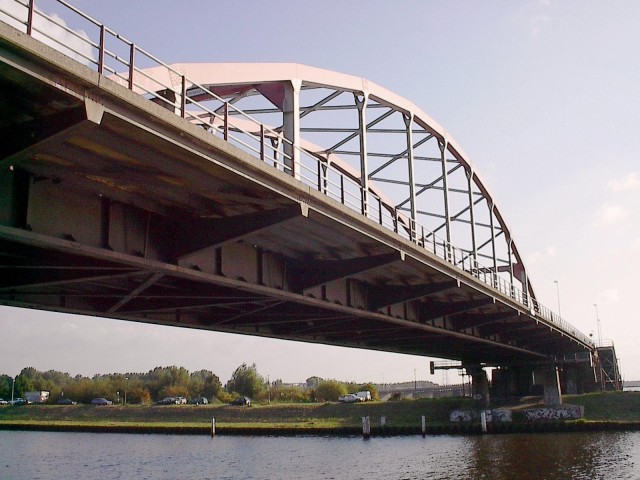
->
(180, 75, 186, 118)
(27, 0, 34, 36)
(393, 208, 399, 234)
(98, 25, 105, 75)
(223, 102, 229, 141)
(128, 43, 135, 90)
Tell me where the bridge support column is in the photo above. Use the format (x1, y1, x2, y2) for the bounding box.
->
(491, 365, 534, 400)
(283, 80, 302, 180)
(533, 366, 562, 406)
(467, 366, 490, 408)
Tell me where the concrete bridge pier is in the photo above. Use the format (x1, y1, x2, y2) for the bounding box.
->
(466, 365, 490, 407)
(533, 366, 562, 406)
(491, 365, 535, 400)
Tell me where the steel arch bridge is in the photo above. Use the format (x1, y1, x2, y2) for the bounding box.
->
(0, 0, 605, 384)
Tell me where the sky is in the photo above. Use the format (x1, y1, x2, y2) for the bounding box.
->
(1, 0, 639, 384)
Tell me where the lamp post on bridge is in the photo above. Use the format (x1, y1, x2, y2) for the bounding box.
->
(593, 303, 602, 346)
(553, 280, 562, 319)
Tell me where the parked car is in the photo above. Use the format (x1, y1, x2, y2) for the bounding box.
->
(0, 398, 8, 405)
(91, 397, 112, 406)
(156, 397, 180, 405)
(338, 394, 361, 403)
(9, 398, 28, 406)
(175, 396, 187, 405)
(57, 398, 77, 405)
(190, 396, 209, 405)
(230, 396, 251, 406)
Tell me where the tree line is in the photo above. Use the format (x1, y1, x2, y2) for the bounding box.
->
(0, 364, 378, 404)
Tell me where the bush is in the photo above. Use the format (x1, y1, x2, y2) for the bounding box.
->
(314, 380, 347, 402)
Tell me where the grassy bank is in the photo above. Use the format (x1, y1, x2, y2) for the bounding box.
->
(1, 392, 639, 435)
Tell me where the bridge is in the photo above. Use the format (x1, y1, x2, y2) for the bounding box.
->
(0, 0, 620, 402)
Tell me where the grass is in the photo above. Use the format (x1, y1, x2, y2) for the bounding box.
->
(1, 393, 639, 435)
(0, 397, 471, 429)
(564, 391, 640, 421)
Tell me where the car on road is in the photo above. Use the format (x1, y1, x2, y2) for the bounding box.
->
(91, 397, 112, 406)
(156, 397, 180, 405)
(230, 396, 251, 406)
(0, 398, 7, 405)
(190, 396, 209, 405)
(57, 398, 77, 405)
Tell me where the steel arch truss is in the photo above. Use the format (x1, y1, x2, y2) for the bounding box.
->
(153, 64, 532, 303)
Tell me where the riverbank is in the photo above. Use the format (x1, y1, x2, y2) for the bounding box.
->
(1, 392, 639, 436)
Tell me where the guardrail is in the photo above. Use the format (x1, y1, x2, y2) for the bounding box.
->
(0, 0, 594, 348)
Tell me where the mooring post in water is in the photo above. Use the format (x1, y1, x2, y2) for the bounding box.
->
(480, 410, 487, 434)
(211, 417, 216, 437)
(362, 416, 371, 438)
(421, 415, 426, 438)
(380, 416, 386, 429)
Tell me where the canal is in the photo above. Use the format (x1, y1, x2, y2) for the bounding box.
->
(1, 430, 638, 479)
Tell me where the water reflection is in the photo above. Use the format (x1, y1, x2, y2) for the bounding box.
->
(0, 430, 638, 479)
(467, 432, 638, 480)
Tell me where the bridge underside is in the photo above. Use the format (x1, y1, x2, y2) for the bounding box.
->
(0, 23, 592, 368)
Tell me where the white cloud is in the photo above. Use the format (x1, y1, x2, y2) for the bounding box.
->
(607, 172, 640, 192)
(0, 1, 95, 66)
(511, 0, 553, 38)
(525, 245, 557, 265)
(594, 204, 629, 226)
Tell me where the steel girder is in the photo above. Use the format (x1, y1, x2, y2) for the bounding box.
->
(140, 63, 531, 301)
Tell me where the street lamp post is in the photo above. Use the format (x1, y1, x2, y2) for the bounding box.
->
(593, 303, 602, 346)
(554, 280, 562, 319)
(125, 377, 128, 405)
(11, 376, 15, 403)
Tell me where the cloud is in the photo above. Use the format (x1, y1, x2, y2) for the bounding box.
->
(525, 245, 557, 265)
(594, 204, 629, 226)
(607, 172, 640, 192)
(0, 2, 94, 66)
(511, 0, 553, 38)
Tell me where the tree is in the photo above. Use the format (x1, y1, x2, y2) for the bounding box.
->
(314, 380, 347, 402)
(14, 371, 34, 397)
(225, 363, 265, 399)
(306, 376, 323, 389)
(190, 370, 221, 400)
(0, 374, 13, 399)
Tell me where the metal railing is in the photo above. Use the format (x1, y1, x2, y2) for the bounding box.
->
(0, 0, 594, 348)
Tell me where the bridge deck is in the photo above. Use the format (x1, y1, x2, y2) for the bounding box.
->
(0, 15, 592, 367)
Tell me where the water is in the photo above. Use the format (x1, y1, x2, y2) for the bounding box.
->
(1, 430, 639, 479)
